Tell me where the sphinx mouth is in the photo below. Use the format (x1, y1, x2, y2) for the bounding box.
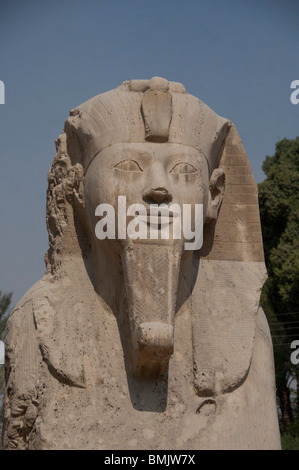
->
(138, 215, 174, 229)
(138, 208, 180, 229)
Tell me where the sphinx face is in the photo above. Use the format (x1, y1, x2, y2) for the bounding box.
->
(84, 142, 210, 242)
(84, 142, 210, 377)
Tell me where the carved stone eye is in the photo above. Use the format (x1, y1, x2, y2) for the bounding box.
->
(114, 160, 143, 172)
(169, 162, 198, 174)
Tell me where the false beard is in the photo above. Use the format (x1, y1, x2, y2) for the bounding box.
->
(121, 239, 183, 378)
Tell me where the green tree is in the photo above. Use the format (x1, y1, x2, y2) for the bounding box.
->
(0, 290, 12, 448)
(258, 137, 299, 445)
(0, 290, 12, 340)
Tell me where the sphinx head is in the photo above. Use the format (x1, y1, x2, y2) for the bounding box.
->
(47, 77, 229, 378)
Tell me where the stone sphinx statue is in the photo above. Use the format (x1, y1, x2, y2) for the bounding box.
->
(3, 77, 281, 450)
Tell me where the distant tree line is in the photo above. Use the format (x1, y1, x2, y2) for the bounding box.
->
(258, 136, 299, 449)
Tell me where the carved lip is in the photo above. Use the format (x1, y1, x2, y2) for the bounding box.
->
(138, 209, 180, 228)
(138, 215, 174, 228)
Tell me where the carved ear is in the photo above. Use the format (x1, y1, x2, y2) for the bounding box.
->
(205, 168, 225, 223)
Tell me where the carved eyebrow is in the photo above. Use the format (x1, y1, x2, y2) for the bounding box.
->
(169, 161, 198, 174)
(113, 159, 143, 172)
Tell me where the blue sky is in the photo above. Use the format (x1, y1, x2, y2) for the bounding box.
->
(0, 0, 298, 307)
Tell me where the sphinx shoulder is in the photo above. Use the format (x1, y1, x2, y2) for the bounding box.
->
(3, 277, 54, 449)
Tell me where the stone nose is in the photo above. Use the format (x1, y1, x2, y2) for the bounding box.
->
(142, 186, 173, 205)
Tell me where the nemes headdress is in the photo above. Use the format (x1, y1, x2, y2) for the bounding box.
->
(64, 76, 229, 175)
(63, 77, 267, 396)
(64, 76, 264, 259)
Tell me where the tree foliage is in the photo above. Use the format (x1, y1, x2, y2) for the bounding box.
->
(258, 137, 299, 444)
(259, 138, 299, 313)
(0, 290, 12, 340)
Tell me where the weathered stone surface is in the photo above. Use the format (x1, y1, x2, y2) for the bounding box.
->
(3, 77, 281, 450)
